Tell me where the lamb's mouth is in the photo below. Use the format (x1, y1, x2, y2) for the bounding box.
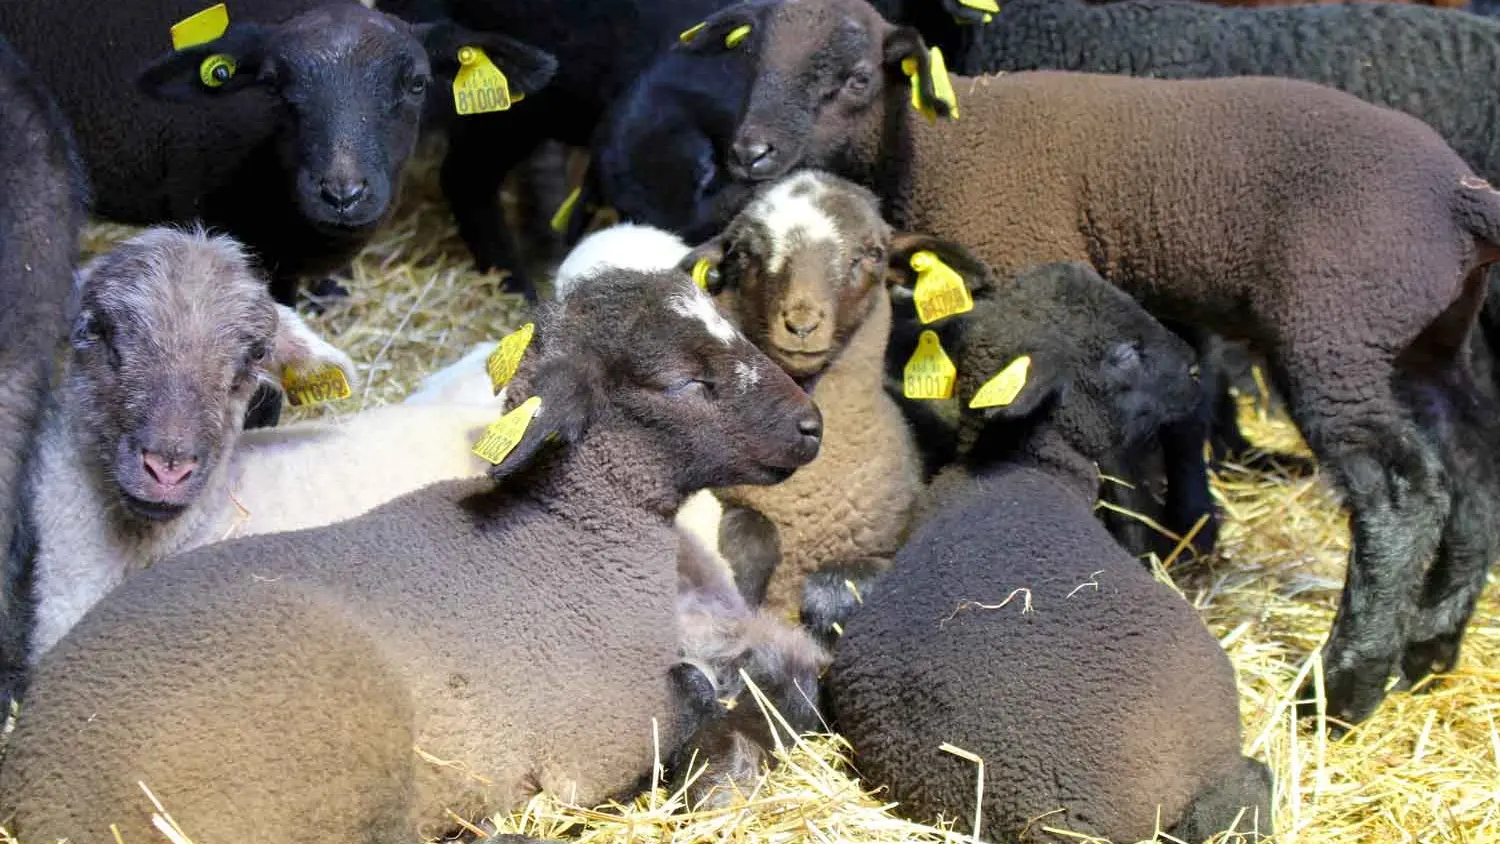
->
(119, 491, 191, 522)
(770, 347, 832, 376)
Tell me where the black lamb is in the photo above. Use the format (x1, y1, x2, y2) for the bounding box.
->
(819, 260, 1273, 843)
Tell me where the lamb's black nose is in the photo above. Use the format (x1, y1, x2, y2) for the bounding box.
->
(732, 137, 778, 179)
(798, 411, 823, 442)
(320, 178, 368, 212)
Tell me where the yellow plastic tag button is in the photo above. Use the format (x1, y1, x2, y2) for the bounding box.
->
(171, 3, 230, 50)
(550, 186, 582, 234)
(473, 396, 541, 465)
(970, 355, 1031, 409)
(281, 364, 352, 407)
(724, 25, 751, 48)
(903, 330, 956, 401)
(911, 251, 973, 324)
(691, 257, 716, 290)
(453, 46, 514, 115)
(486, 322, 534, 391)
(199, 54, 236, 87)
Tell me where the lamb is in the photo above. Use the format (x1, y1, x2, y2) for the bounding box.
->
(17, 227, 506, 671)
(0, 0, 557, 304)
(0, 35, 89, 705)
(677, 0, 1500, 724)
(0, 263, 824, 843)
(676, 169, 924, 617)
(819, 260, 1273, 843)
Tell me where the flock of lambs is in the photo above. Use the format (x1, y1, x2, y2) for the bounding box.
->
(2, 0, 1500, 840)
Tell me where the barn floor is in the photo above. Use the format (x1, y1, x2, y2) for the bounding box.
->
(58, 141, 1500, 844)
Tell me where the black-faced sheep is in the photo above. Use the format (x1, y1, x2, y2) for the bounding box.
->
(676, 0, 1500, 724)
(16, 227, 504, 672)
(0, 0, 556, 303)
(0, 34, 88, 706)
(676, 170, 923, 618)
(0, 263, 824, 843)
(822, 261, 1273, 843)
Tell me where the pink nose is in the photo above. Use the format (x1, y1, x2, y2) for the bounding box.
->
(142, 451, 199, 488)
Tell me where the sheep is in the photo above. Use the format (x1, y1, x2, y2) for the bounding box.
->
(0, 262, 825, 843)
(676, 0, 1500, 724)
(817, 260, 1273, 843)
(0, 0, 557, 304)
(674, 169, 924, 618)
(17, 226, 507, 671)
(0, 35, 89, 706)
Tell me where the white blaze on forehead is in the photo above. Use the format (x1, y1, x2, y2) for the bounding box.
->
(670, 283, 738, 345)
(753, 173, 841, 274)
(733, 360, 762, 394)
(554, 224, 691, 301)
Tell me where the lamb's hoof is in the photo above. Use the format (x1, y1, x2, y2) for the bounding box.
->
(308, 277, 351, 299)
(498, 272, 539, 305)
(1400, 635, 1461, 693)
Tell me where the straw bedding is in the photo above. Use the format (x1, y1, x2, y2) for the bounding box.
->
(11, 140, 1498, 844)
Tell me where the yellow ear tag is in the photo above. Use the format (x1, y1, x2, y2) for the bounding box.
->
(911, 250, 973, 324)
(171, 3, 230, 50)
(903, 330, 956, 400)
(679, 21, 708, 43)
(957, 0, 1000, 21)
(691, 257, 716, 290)
(485, 322, 534, 391)
(550, 186, 582, 234)
(473, 395, 542, 465)
(453, 46, 514, 116)
(198, 54, 236, 87)
(969, 355, 1031, 409)
(903, 47, 959, 124)
(281, 365, 352, 407)
(724, 25, 751, 48)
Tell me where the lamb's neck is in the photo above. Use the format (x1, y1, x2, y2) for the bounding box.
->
(505, 423, 684, 523)
(805, 288, 892, 409)
(972, 423, 1100, 505)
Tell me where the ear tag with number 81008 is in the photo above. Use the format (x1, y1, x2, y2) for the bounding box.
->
(453, 46, 516, 115)
(903, 330, 956, 400)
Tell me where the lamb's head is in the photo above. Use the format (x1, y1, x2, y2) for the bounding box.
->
(66, 227, 355, 521)
(137, 6, 556, 233)
(909, 259, 1201, 464)
(680, 170, 889, 383)
(673, 0, 952, 182)
(494, 268, 824, 495)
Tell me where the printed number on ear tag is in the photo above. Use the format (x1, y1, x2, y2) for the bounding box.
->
(453, 46, 515, 116)
(486, 322, 534, 392)
(902, 46, 959, 124)
(970, 355, 1030, 409)
(911, 251, 972, 324)
(903, 330, 956, 400)
(171, 3, 230, 50)
(281, 365, 352, 407)
(473, 396, 542, 465)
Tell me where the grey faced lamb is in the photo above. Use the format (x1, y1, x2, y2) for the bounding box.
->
(0, 34, 88, 706)
(17, 227, 505, 671)
(676, 0, 1500, 724)
(0, 0, 556, 304)
(0, 263, 824, 843)
(822, 261, 1272, 844)
(676, 169, 923, 618)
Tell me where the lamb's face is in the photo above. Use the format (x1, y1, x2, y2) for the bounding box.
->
(66, 229, 354, 522)
(705, 171, 889, 381)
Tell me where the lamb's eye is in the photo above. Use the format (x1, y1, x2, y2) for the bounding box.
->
(665, 377, 713, 398)
(247, 341, 269, 363)
(406, 75, 428, 96)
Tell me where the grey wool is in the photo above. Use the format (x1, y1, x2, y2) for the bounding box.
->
(674, 0, 1500, 725)
(0, 267, 825, 843)
(0, 34, 88, 705)
(825, 262, 1272, 844)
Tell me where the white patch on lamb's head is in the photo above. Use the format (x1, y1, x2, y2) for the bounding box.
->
(670, 282, 738, 345)
(733, 360, 762, 394)
(555, 223, 692, 300)
(749, 172, 841, 275)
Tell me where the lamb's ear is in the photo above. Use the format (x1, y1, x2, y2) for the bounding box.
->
(137, 23, 273, 101)
(486, 353, 604, 483)
(417, 22, 558, 99)
(672, 5, 765, 55)
(679, 236, 729, 295)
(271, 305, 359, 390)
(885, 232, 996, 299)
(882, 27, 956, 122)
(960, 350, 1064, 424)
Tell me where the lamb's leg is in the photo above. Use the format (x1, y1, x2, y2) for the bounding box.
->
(440, 117, 543, 303)
(1401, 478, 1495, 686)
(717, 505, 782, 607)
(799, 556, 891, 651)
(1281, 355, 1448, 726)
(1169, 755, 1274, 844)
(1157, 411, 1219, 559)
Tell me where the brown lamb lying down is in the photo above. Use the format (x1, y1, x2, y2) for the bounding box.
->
(674, 0, 1500, 726)
(0, 266, 824, 843)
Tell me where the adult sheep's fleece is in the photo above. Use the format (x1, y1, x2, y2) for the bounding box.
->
(677, 0, 1500, 725)
(0, 266, 825, 843)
